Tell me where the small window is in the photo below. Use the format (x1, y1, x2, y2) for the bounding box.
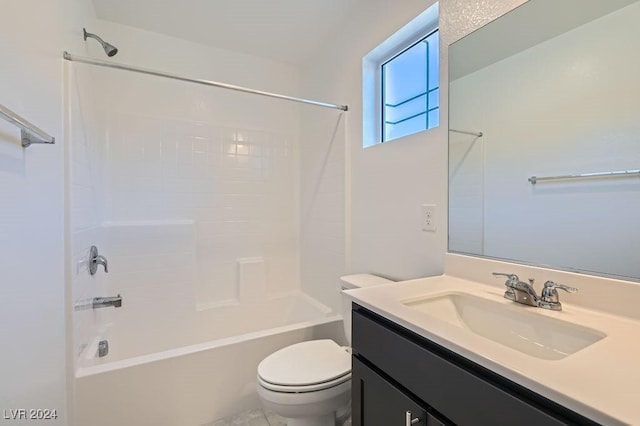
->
(381, 29, 440, 142)
(362, 3, 439, 147)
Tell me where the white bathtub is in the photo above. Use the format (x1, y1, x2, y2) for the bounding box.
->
(74, 292, 343, 426)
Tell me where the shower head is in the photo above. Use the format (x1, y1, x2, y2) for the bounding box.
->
(83, 28, 118, 57)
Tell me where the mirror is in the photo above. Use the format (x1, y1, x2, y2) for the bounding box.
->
(448, 0, 640, 281)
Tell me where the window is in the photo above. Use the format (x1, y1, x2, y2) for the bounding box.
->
(382, 29, 439, 142)
(362, 3, 439, 147)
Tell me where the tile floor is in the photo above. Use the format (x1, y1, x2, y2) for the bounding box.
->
(205, 408, 283, 426)
(206, 408, 352, 426)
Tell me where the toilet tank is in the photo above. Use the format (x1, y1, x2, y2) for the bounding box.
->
(340, 274, 395, 344)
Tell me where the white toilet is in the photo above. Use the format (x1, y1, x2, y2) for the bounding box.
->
(256, 274, 393, 426)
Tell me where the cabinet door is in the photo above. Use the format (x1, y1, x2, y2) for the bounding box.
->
(352, 357, 447, 426)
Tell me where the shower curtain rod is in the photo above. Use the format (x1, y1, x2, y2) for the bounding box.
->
(62, 52, 349, 112)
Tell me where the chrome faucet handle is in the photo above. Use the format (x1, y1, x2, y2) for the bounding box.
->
(493, 272, 519, 302)
(543, 280, 578, 293)
(89, 245, 109, 275)
(95, 255, 108, 273)
(539, 281, 578, 311)
(492, 272, 519, 285)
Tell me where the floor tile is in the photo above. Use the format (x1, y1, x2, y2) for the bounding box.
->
(264, 409, 286, 426)
(229, 408, 269, 426)
(209, 407, 351, 426)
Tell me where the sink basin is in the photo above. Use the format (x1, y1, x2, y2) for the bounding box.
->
(403, 292, 606, 360)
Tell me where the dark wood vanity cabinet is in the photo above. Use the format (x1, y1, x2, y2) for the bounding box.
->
(351, 305, 599, 426)
(352, 356, 445, 426)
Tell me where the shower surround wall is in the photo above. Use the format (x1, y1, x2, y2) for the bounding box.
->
(69, 19, 302, 366)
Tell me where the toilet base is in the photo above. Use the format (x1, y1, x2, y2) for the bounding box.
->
(257, 380, 350, 426)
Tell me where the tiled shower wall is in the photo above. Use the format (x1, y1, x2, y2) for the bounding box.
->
(105, 114, 298, 313)
(69, 21, 302, 364)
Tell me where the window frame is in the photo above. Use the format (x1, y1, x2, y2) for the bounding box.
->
(361, 2, 439, 148)
(380, 27, 440, 143)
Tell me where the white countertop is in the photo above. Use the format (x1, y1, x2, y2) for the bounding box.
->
(346, 274, 640, 426)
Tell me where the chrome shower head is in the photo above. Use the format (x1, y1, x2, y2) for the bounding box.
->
(83, 28, 118, 57)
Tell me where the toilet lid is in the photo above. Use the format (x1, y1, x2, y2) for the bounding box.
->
(257, 340, 351, 387)
(257, 371, 351, 393)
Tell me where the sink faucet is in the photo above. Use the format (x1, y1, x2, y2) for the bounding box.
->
(492, 272, 539, 307)
(492, 273, 577, 311)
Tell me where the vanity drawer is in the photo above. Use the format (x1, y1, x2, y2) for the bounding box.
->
(352, 306, 594, 426)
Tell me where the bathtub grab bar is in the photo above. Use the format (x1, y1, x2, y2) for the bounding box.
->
(0, 103, 55, 147)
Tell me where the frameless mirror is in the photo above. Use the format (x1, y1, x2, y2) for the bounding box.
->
(448, 0, 640, 281)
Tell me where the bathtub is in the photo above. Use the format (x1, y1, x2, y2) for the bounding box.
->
(74, 291, 343, 426)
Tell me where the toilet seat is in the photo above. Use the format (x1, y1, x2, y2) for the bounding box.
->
(258, 371, 351, 393)
(257, 340, 351, 393)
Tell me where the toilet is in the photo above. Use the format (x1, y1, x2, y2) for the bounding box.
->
(256, 274, 394, 426)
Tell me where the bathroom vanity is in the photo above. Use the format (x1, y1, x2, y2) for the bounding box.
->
(346, 270, 640, 426)
(351, 305, 595, 426)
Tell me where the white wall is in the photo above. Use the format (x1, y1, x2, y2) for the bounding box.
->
(450, 2, 640, 279)
(298, 0, 527, 304)
(0, 0, 95, 424)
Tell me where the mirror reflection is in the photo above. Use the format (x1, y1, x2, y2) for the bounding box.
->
(448, 0, 640, 280)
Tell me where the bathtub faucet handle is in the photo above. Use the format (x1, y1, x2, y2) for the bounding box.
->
(95, 255, 108, 273)
(89, 245, 108, 275)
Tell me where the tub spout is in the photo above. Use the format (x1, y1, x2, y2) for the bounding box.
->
(92, 294, 122, 309)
